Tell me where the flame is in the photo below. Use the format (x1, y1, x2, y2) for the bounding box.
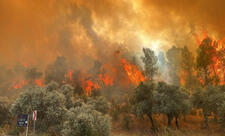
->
(99, 74, 113, 86)
(84, 80, 100, 95)
(197, 35, 225, 85)
(180, 70, 187, 86)
(121, 59, 145, 85)
(13, 80, 25, 89)
(35, 79, 43, 86)
(194, 29, 208, 45)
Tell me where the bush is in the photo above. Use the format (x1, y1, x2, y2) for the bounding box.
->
(0, 97, 11, 126)
(10, 85, 66, 133)
(218, 101, 225, 128)
(86, 96, 110, 114)
(62, 102, 111, 136)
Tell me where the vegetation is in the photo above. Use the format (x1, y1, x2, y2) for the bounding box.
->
(0, 39, 224, 136)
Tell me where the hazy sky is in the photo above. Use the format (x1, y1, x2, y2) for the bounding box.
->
(0, 0, 224, 68)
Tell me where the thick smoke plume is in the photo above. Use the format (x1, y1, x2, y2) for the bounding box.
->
(0, 0, 224, 96)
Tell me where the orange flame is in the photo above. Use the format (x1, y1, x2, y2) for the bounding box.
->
(121, 59, 145, 85)
(84, 80, 100, 95)
(99, 74, 113, 86)
(35, 79, 43, 86)
(180, 70, 187, 86)
(13, 80, 25, 89)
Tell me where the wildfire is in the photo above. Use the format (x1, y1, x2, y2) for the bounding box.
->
(35, 79, 43, 86)
(180, 70, 187, 86)
(84, 80, 100, 95)
(121, 59, 145, 85)
(13, 80, 25, 89)
(99, 74, 113, 86)
(195, 31, 225, 85)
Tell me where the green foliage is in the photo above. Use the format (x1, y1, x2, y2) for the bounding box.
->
(87, 96, 110, 114)
(10, 85, 66, 133)
(130, 82, 155, 131)
(0, 97, 11, 126)
(153, 82, 191, 116)
(60, 84, 74, 109)
(110, 99, 120, 121)
(218, 101, 225, 128)
(192, 85, 225, 128)
(153, 82, 191, 127)
(62, 101, 111, 136)
(141, 48, 158, 81)
(130, 82, 153, 117)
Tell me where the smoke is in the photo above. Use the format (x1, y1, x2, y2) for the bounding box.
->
(0, 0, 224, 95)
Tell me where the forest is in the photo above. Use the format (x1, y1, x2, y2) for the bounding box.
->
(0, 36, 225, 136)
(0, 0, 225, 136)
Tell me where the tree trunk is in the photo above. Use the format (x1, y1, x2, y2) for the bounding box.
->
(203, 112, 208, 128)
(147, 113, 155, 132)
(167, 114, 172, 127)
(175, 116, 179, 129)
(183, 114, 186, 122)
(214, 112, 218, 122)
(204, 68, 209, 86)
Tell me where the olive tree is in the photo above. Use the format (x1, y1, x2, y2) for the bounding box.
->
(62, 100, 111, 136)
(86, 96, 110, 114)
(192, 85, 224, 128)
(130, 82, 156, 132)
(153, 82, 191, 128)
(10, 84, 66, 133)
(0, 97, 11, 126)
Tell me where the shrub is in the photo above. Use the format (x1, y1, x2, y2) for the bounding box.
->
(62, 102, 111, 136)
(86, 96, 110, 114)
(10, 85, 66, 133)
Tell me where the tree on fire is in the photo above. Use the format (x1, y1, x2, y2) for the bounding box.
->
(153, 82, 191, 128)
(141, 48, 158, 82)
(130, 82, 156, 132)
(196, 37, 217, 85)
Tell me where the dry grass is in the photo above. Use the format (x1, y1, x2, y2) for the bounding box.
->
(112, 114, 225, 136)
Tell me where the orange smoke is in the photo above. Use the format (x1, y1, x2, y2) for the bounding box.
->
(121, 59, 145, 85)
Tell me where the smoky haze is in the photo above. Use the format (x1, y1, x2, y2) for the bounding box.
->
(0, 0, 224, 96)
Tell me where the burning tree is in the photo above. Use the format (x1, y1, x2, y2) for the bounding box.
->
(196, 37, 218, 86)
